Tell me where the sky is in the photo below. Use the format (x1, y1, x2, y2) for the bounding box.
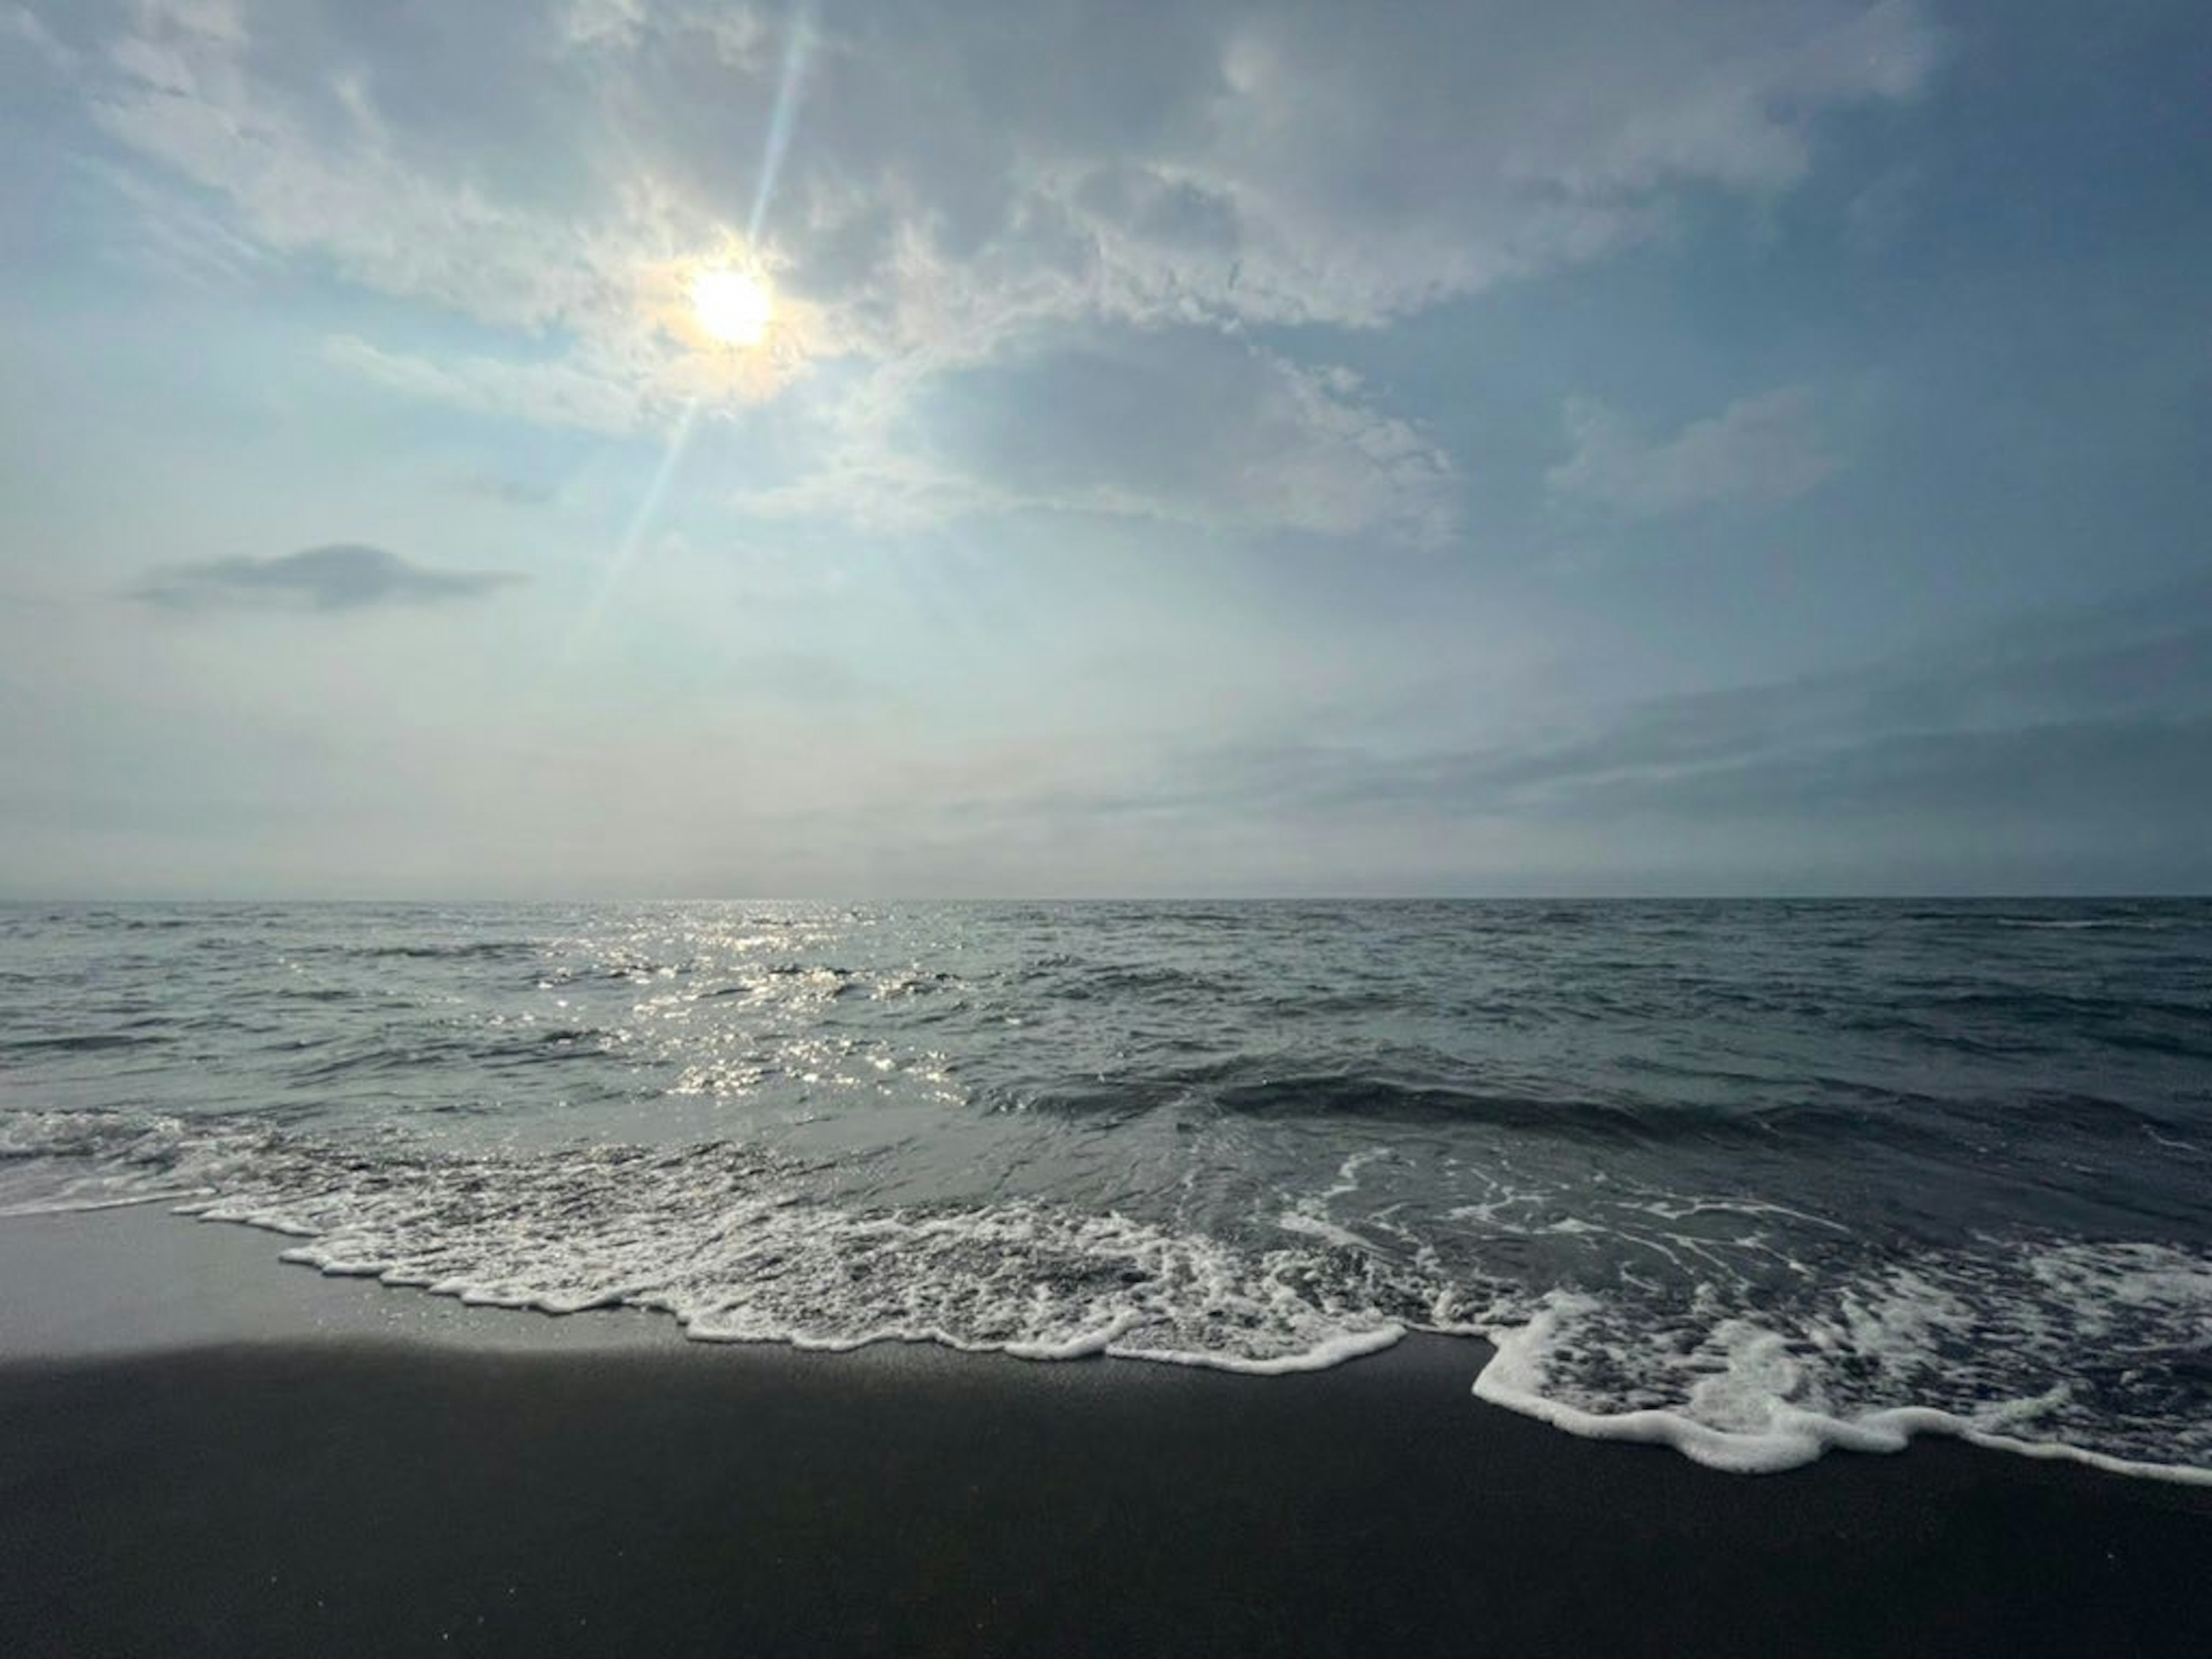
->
(2, 0, 2207, 898)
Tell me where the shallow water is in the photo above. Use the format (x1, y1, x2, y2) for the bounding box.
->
(3, 899, 2208, 1476)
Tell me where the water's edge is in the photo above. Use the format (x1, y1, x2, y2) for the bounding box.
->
(96, 1194, 2212, 1490)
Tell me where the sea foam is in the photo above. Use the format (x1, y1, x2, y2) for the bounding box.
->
(6, 1107, 2212, 1485)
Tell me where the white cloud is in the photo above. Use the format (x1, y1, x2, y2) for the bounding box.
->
(323, 336, 646, 437)
(1546, 385, 1842, 520)
(557, 0, 652, 54)
(87, 0, 832, 420)
(1035, 0, 1945, 328)
(59, 0, 1934, 533)
(73, 0, 1944, 338)
(96, 7, 575, 329)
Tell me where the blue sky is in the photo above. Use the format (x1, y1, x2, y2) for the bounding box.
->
(2, 0, 2206, 897)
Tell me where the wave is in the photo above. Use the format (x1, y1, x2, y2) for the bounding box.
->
(1210, 1074, 1662, 1138)
(988, 1066, 2083, 1156)
(0, 1032, 173, 1055)
(1993, 918, 2142, 931)
(1045, 964, 1246, 1002)
(0, 1110, 1444, 1370)
(3, 1108, 2208, 1486)
(357, 941, 541, 963)
(277, 1025, 616, 1085)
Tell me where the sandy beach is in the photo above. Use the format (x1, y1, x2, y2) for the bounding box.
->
(4, 1209, 2210, 1657)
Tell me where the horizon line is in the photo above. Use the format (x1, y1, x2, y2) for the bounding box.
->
(2, 892, 2205, 907)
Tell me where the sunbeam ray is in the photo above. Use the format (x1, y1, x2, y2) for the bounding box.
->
(568, 396, 703, 655)
(748, 4, 817, 248)
(579, 6, 813, 655)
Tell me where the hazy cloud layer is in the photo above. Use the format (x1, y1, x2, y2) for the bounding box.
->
(136, 546, 525, 612)
(42, 0, 1940, 537)
(6, 0, 2205, 896)
(943, 581, 2212, 890)
(1341, 583, 2211, 816)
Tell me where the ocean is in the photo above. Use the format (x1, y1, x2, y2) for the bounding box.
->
(3, 899, 2208, 1482)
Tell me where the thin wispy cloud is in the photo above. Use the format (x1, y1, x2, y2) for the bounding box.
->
(324, 336, 647, 440)
(1546, 387, 1842, 522)
(450, 471, 562, 509)
(921, 581, 2212, 892)
(135, 546, 525, 613)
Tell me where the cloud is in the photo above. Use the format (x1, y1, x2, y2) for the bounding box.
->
(749, 328, 1458, 541)
(450, 470, 562, 508)
(324, 335, 646, 437)
(78, 1, 827, 431)
(929, 332, 1457, 541)
(1355, 583, 2212, 824)
(1563, 714, 2212, 829)
(135, 544, 525, 612)
(1546, 385, 1842, 520)
(1844, 162, 1922, 255)
(3, 2, 74, 69)
(89, 3, 594, 330)
(961, 578, 2212, 887)
(49, 0, 1943, 527)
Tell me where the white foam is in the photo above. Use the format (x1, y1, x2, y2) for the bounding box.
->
(1476, 1293, 1916, 1472)
(8, 1108, 2212, 1486)
(145, 1130, 1426, 1377)
(1471, 1281, 2212, 1486)
(1274, 1211, 1374, 1251)
(1112, 1323, 1407, 1375)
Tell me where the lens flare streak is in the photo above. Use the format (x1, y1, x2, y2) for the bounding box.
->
(569, 397, 702, 654)
(748, 5, 816, 247)
(583, 5, 813, 646)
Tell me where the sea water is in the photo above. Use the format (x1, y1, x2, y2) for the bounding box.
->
(2, 899, 2207, 1479)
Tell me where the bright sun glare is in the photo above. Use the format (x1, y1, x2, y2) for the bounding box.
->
(691, 267, 774, 347)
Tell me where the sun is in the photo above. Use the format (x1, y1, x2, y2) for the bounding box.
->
(690, 266, 774, 347)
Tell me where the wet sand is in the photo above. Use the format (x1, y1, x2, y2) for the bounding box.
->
(3, 1210, 2210, 1657)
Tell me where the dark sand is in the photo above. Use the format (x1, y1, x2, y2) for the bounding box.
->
(3, 1214, 2211, 1657)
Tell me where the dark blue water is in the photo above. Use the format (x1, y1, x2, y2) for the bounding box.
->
(3, 900, 2208, 1477)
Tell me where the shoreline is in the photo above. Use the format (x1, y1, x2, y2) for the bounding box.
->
(4, 1210, 2212, 1654)
(9, 1204, 2212, 1488)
